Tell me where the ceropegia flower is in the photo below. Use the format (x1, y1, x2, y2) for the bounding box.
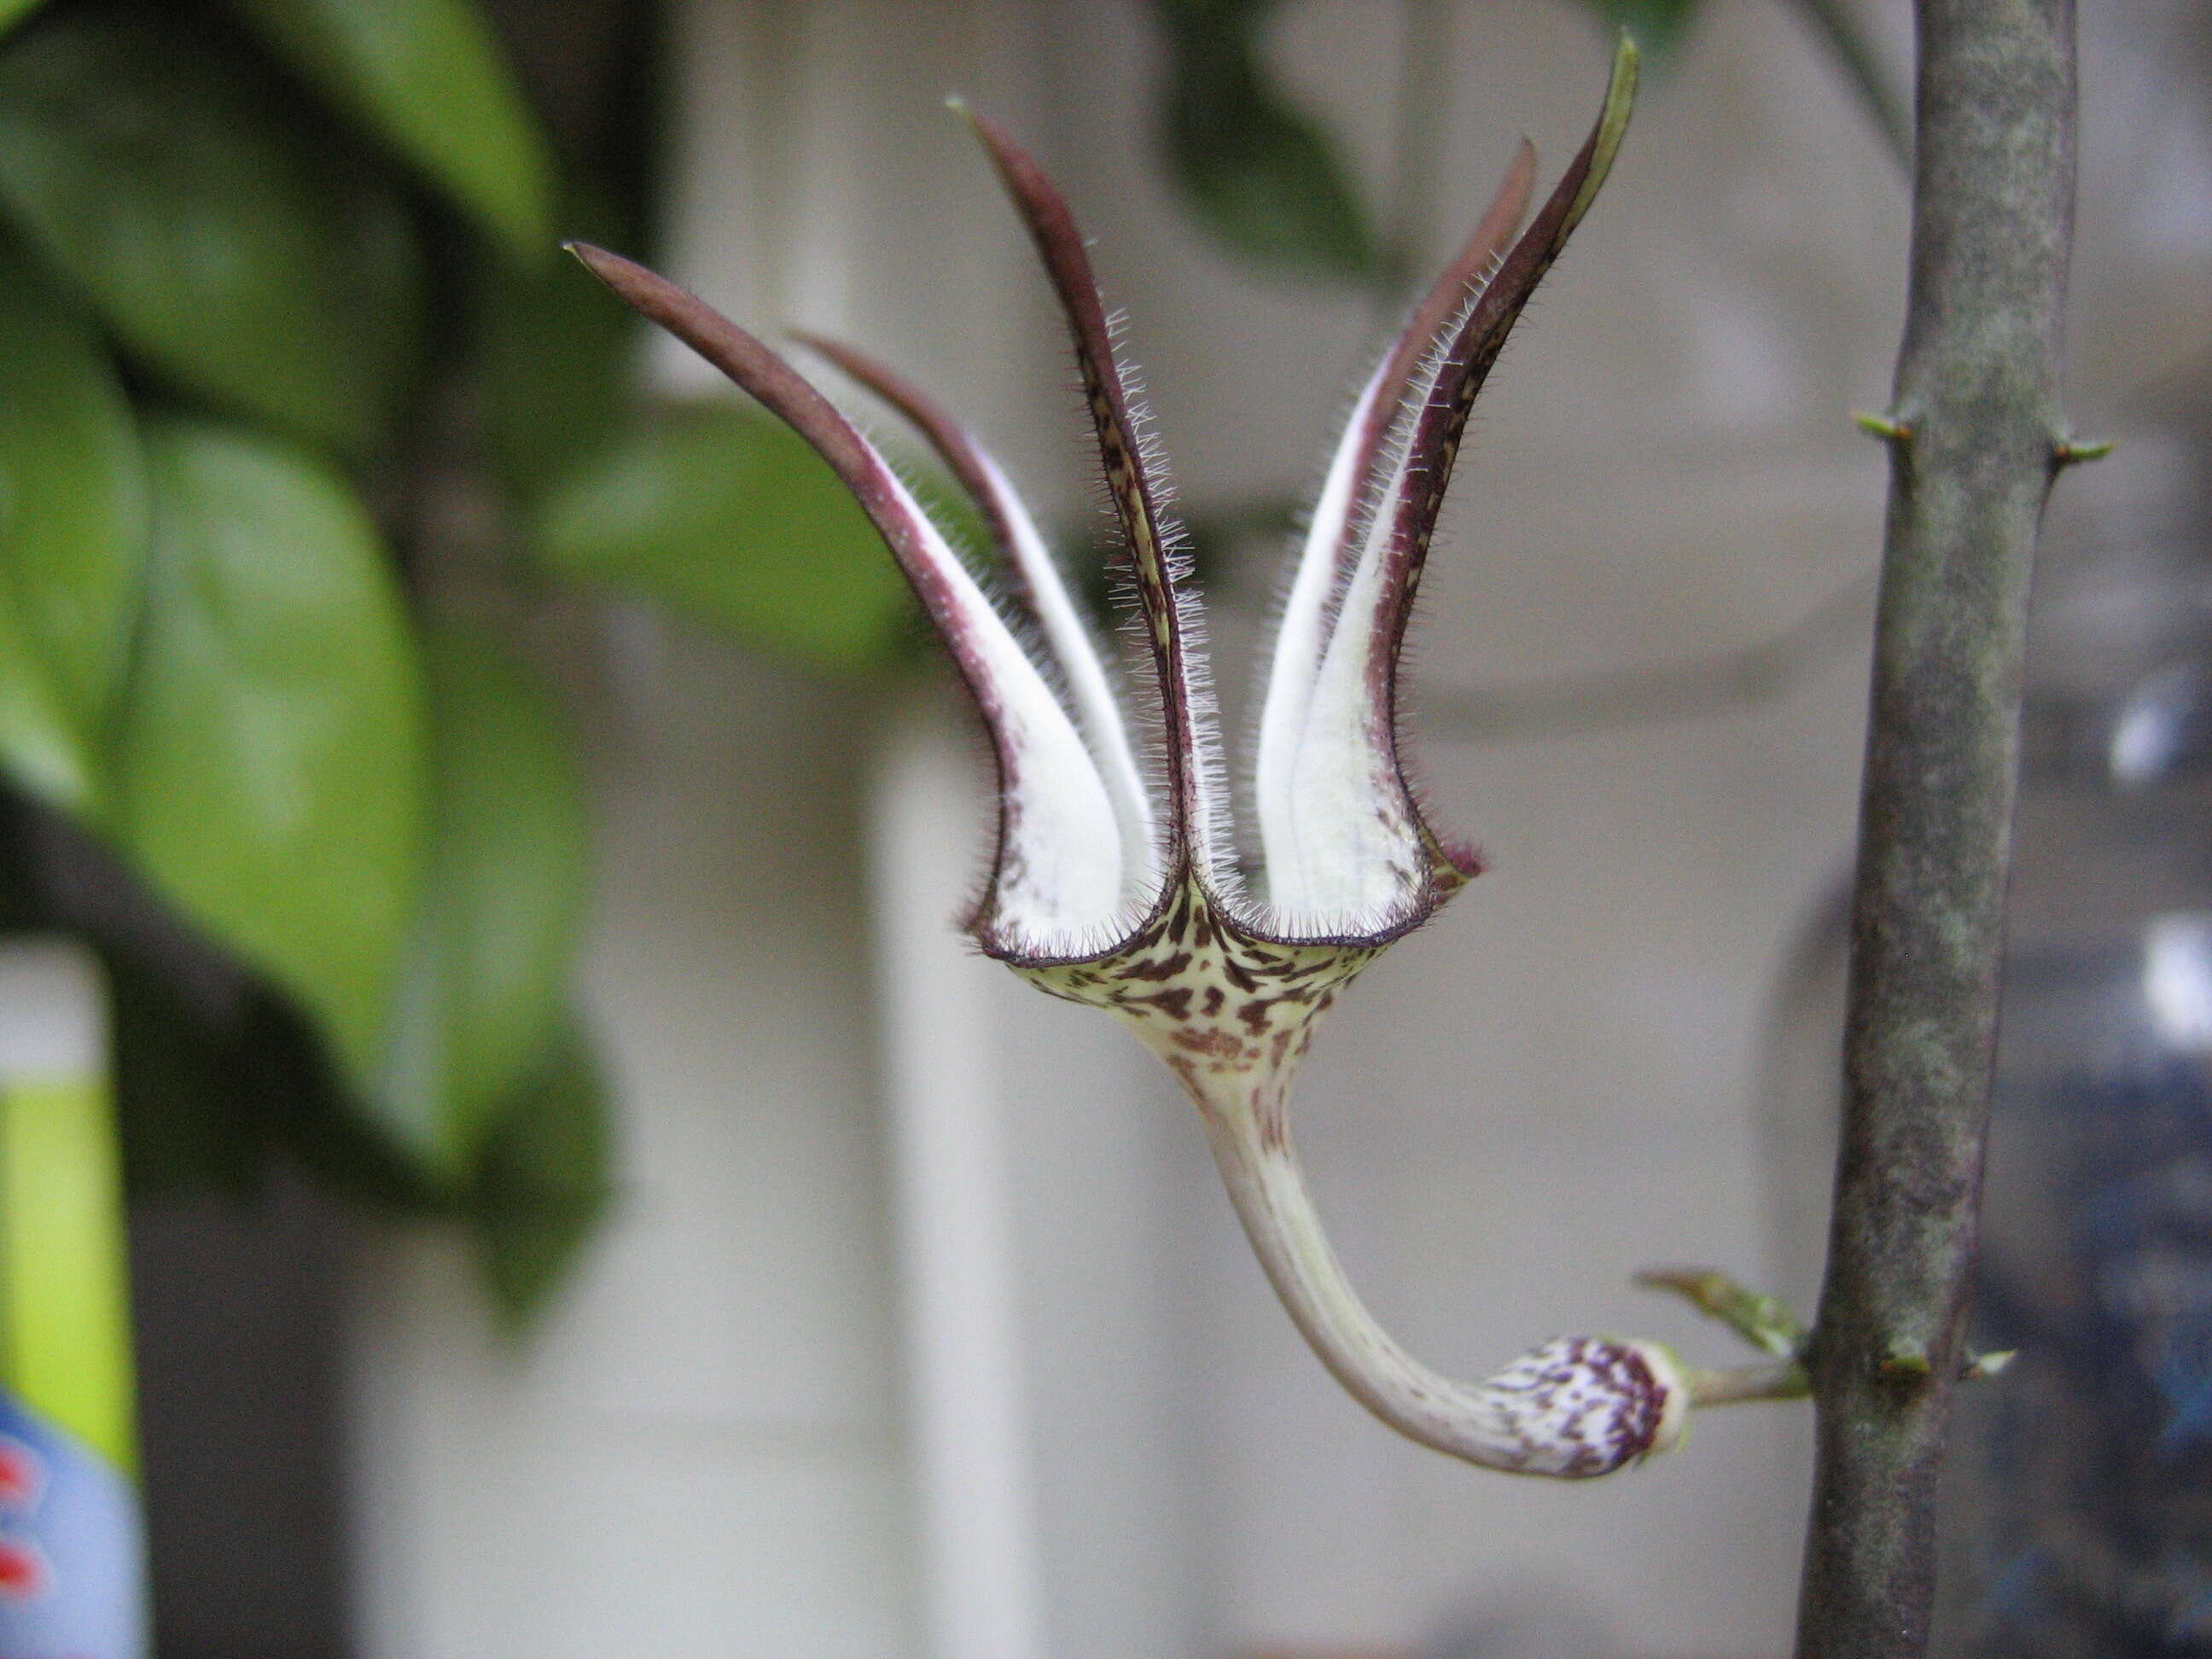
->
(576, 38, 1712, 1479)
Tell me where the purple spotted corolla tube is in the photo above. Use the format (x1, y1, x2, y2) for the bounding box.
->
(576, 38, 1714, 1478)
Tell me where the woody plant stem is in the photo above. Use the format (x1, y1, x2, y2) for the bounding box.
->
(1795, 3, 2081, 1656)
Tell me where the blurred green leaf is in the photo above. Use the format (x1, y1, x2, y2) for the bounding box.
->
(0, 15, 425, 457)
(467, 1015, 611, 1329)
(1161, 73, 1379, 284)
(478, 189, 634, 498)
(223, 0, 555, 259)
(114, 419, 427, 1088)
(0, 0, 49, 42)
(533, 404, 924, 673)
(1575, 0, 1703, 59)
(0, 233, 146, 820)
(109, 941, 437, 1212)
(108, 945, 439, 1210)
(1154, 2, 1379, 285)
(372, 620, 590, 1182)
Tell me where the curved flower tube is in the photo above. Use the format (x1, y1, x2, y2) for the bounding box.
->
(575, 37, 1724, 1478)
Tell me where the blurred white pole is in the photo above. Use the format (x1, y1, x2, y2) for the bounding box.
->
(864, 702, 1048, 1659)
(0, 940, 104, 1080)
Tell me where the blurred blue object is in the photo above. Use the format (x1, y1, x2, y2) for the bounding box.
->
(0, 1389, 145, 1659)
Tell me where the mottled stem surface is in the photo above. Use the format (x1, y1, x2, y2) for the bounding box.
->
(1795, 3, 2077, 1656)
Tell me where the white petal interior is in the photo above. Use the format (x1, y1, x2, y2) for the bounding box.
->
(974, 449, 1159, 905)
(1254, 350, 1436, 935)
(870, 460, 1132, 951)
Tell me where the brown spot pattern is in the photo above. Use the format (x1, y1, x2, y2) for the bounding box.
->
(1017, 877, 1374, 1096)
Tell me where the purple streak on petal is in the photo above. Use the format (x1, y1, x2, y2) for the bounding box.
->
(1366, 46, 1637, 851)
(1319, 140, 1536, 648)
(789, 332, 1039, 613)
(1265, 44, 1633, 935)
(796, 331, 1160, 894)
(568, 243, 1132, 952)
(957, 108, 1206, 870)
(568, 245, 1006, 714)
(1255, 143, 1534, 924)
(1371, 49, 1637, 689)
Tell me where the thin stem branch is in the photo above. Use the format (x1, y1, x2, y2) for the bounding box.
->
(1793, 4, 2078, 1656)
(1685, 1361, 1811, 1407)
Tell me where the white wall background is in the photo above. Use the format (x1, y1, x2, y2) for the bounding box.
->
(343, 3, 2212, 1658)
